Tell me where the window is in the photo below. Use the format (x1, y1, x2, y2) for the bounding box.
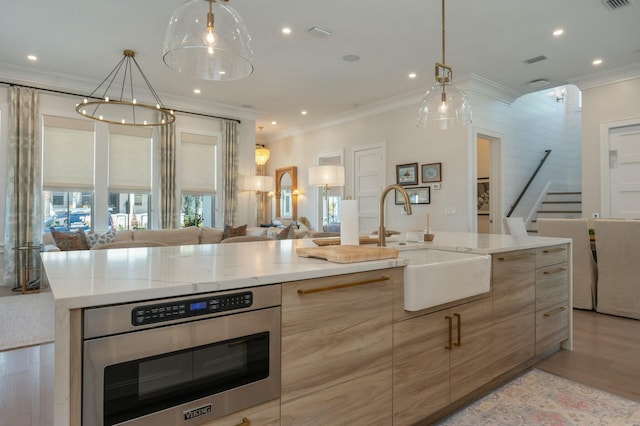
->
(42, 116, 95, 231)
(108, 126, 153, 229)
(180, 132, 217, 227)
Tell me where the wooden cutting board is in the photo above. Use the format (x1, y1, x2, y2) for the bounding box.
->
(297, 245, 399, 263)
(312, 236, 379, 246)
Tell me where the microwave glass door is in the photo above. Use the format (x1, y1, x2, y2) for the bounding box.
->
(103, 332, 270, 425)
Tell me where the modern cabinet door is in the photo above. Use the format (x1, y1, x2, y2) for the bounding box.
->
(280, 269, 399, 426)
(490, 249, 536, 378)
(393, 309, 449, 426)
(392, 296, 493, 426)
(449, 296, 494, 401)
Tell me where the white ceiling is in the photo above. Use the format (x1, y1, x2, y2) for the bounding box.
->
(1, 0, 639, 140)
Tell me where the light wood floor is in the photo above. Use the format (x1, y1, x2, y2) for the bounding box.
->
(536, 309, 640, 403)
(0, 309, 638, 425)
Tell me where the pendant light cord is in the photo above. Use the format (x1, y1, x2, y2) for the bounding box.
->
(441, 0, 446, 65)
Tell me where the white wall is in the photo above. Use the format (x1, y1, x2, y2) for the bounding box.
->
(267, 84, 582, 234)
(581, 76, 640, 218)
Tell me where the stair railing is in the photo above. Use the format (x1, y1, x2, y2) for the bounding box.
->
(506, 150, 551, 218)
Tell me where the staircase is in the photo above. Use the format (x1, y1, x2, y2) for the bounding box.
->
(528, 191, 582, 233)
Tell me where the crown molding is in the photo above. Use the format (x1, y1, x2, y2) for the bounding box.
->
(0, 62, 259, 122)
(567, 62, 640, 91)
(269, 74, 519, 142)
(457, 74, 521, 105)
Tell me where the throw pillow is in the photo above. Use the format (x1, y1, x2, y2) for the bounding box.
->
(51, 230, 90, 251)
(222, 224, 247, 240)
(276, 225, 295, 240)
(85, 230, 117, 249)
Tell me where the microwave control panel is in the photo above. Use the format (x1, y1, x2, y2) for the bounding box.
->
(131, 291, 253, 326)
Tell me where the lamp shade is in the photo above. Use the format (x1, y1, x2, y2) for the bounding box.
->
(163, 0, 254, 81)
(308, 165, 345, 187)
(242, 175, 274, 192)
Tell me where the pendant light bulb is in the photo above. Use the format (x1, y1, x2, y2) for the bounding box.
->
(205, 1, 216, 45)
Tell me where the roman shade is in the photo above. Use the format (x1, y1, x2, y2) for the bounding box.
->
(43, 116, 94, 190)
(181, 132, 217, 193)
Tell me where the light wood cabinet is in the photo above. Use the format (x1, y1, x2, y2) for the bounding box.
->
(490, 249, 536, 378)
(535, 245, 570, 355)
(202, 399, 280, 426)
(392, 296, 493, 425)
(280, 268, 400, 426)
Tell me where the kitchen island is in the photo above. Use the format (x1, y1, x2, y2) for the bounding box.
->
(42, 232, 571, 425)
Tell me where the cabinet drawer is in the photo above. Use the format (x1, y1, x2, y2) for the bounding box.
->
(202, 398, 280, 426)
(535, 302, 569, 355)
(536, 263, 569, 310)
(536, 245, 568, 268)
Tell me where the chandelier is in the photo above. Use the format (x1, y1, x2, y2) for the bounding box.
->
(75, 50, 175, 127)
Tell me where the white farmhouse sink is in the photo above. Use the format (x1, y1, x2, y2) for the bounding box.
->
(400, 250, 491, 312)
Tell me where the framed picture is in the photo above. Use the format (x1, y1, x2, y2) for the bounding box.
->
(477, 177, 490, 214)
(395, 186, 430, 205)
(421, 162, 442, 183)
(396, 163, 419, 186)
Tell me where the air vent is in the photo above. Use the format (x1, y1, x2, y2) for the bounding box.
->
(528, 79, 550, 88)
(602, 0, 634, 10)
(524, 55, 548, 65)
(306, 26, 332, 38)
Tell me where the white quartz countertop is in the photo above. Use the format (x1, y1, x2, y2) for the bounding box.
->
(42, 232, 570, 310)
(388, 231, 570, 254)
(42, 238, 407, 309)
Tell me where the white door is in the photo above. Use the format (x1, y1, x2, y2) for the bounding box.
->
(353, 145, 385, 234)
(609, 124, 640, 219)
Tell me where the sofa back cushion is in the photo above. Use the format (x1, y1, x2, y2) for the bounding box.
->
(200, 227, 224, 244)
(133, 227, 200, 246)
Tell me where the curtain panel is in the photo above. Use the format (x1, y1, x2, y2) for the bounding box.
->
(3, 86, 42, 288)
(159, 121, 179, 229)
(221, 120, 239, 226)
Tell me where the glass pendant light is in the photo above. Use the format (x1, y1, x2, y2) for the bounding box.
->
(417, 0, 471, 130)
(163, 0, 254, 81)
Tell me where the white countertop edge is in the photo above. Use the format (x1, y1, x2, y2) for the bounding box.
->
(48, 257, 408, 310)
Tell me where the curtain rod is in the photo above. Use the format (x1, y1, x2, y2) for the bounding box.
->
(0, 81, 242, 124)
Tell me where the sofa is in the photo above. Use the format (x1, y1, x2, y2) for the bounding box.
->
(43, 225, 338, 252)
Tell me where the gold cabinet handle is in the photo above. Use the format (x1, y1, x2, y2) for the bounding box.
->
(543, 267, 567, 275)
(445, 315, 453, 350)
(542, 247, 566, 254)
(235, 418, 251, 426)
(543, 306, 567, 317)
(297, 276, 389, 295)
(454, 313, 462, 347)
(497, 252, 535, 261)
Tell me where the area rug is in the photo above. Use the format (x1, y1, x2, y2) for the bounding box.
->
(436, 369, 640, 425)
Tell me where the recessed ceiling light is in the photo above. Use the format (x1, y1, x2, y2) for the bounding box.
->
(593, 58, 603, 65)
(552, 28, 564, 37)
(27, 54, 37, 61)
(271, 121, 277, 125)
(301, 110, 308, 115)
(408, 72, 417, 79)
(282, 27, 292, 35)
(342, 54, 360, 62)
(193, 89, 201, 94)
